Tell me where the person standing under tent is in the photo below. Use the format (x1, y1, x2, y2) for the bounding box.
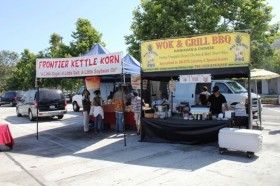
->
(107, 91, 114, 100)
(207, 86, 229, 116)
(199, 86, 210, 105)
(131, 91, 142, 135)
(82, 89, 91, 133)
(113, 84, 127, 133)
(123, 85, 132, 106)
(92, 90, 104, 133)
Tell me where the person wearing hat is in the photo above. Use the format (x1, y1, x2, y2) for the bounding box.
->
(207, 85, 229, 116)
(199, 86, 210, 105)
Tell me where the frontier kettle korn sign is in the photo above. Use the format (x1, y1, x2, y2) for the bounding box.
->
(36, 52, 122, 78)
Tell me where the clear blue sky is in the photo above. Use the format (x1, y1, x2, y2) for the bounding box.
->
(0, 0, 279, 56)
(0, 0, 140, 55)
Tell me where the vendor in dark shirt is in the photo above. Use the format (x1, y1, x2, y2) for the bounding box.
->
(207, 85, 229, 115)
(107, 91, 114, 100)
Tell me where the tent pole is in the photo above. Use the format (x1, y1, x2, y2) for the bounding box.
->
(123, 73, 126, 84)
(36, 78, 40, 140)
(253, 77, 262, 130)
(121, 56, 126, 146)
(248, 67, 252, 129)
(139, 70, 143, 142)
(255, 79, 258, 95)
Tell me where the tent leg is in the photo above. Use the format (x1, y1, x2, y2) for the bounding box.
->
(258, 99, 262, 130)
(248, 72, 252, 129)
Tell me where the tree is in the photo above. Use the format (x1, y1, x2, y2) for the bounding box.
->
(0, 50, 19, 91)
(70, 18, 105, 57)
(258, 23, 280, 72)
(0, 50, 18, 67)
(271, 32, 280, 74)
(6, 49, 36, 90)
(49, 33, 70, 58)
(125, 0, 278, 68)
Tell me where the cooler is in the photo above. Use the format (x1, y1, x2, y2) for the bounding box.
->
(218, 127, 262, 158)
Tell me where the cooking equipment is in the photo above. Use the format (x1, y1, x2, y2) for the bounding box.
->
(190, 106, 210, 120)
(156, 105, 167, 112)
(190, 106, 210, 115)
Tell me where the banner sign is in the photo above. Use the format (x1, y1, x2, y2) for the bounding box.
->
(36, 52, 122, 78)
(85, 76, 101, 90)
(141, 33, 250, 72)
(131, 74, 141, 90)
(179, 74, 211, 83)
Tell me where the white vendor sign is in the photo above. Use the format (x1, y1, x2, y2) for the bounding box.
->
(36, 52, 122, 78)
(179, 74, 211, 83)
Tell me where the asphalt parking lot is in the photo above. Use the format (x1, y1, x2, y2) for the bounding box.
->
(1, 104, 280, 186)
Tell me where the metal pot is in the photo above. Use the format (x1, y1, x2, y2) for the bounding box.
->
(156, 105, 167, 112)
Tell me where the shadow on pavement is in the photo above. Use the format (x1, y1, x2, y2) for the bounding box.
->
(4, 119, 258, 172)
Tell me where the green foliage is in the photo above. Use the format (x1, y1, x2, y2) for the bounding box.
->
(125, 0, 279, 67)
(70, 18, 104, 57)
(0, 50, 19, 91)
(0, 50, 19, 67)
(6, 49, 36, 90)
(270, 46, 280, 74)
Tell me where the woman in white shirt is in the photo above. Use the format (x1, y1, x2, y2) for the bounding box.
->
(92, 90, 104, 133)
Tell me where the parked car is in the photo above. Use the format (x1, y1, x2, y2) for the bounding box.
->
(16, 89, 67, 121)
(0, 90, 25, 107)
(71, 86, 86, 112)
(63, 91, 73, 103)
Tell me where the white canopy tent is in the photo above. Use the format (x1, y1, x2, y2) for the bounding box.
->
(250, 68, 280, 94)
(251, 68, 280, 80)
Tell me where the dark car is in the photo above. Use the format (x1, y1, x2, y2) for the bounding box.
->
(16, 89, 67, 121)
(0, 90, 25, 107)
(63, 91, 73, 103)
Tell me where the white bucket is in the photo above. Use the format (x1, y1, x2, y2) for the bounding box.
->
(167, 111, 171, 117)
(218, 113, 224, 119)
(157, 105, 167, 112)
(159, 112, 165, 118)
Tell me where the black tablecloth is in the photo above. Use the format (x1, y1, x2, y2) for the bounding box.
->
(233, 116, 249, 129)
(140, 118, 231, 144)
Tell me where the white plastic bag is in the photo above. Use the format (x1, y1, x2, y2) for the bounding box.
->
(89, 106, 95, 115)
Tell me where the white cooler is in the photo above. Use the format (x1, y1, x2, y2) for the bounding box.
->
(218, 127, 262, 158)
